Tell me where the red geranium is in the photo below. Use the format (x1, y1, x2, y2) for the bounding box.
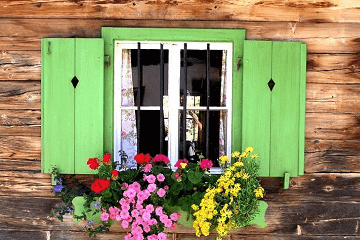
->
(111, 169, 119, 181)
(200, 158, 213, 171)
(174, 159, 188, 169)
(91, 178, 111, 194)
(103, 153, 112, 165)
(134, 153, 151, 164)
(153, 154, 170, 165)
(87, 158, 100, 170)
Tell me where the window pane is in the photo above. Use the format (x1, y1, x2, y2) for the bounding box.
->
(180, 50, 226, 107)
(127, 49, 169, 106)
(178, 110, 227, 166)
(134, 110, 169, 157)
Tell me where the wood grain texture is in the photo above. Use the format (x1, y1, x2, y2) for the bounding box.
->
(0, 81, 40, 109)
(0, 0, 359, 23)
(0, 20, 360, 53)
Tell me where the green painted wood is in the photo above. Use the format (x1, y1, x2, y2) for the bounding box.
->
(242, 41, 272, 177)
(74, 39, 104, 174)
(270, 42, 301, 177)
(101, 27, 115, 156)
(283, 172, 290, 190)
(101, 27, 246, 159)
(41, 39, 75, 174)
(299, 44, 307, 176)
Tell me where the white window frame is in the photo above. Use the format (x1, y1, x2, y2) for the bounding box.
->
(114, 41, 233, 173)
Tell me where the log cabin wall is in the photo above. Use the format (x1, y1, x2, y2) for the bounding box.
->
(0, 0, 359, 239)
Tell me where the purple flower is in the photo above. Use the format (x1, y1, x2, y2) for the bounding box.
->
(93, 201, 101, 209)
(54, 184, 63, 193)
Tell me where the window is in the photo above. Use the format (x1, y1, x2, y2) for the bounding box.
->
(113, 42, 233, 170)
(41, 28, 306, 179)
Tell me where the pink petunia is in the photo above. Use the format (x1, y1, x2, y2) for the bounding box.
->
(157, 188, 166, 198)
(155, 206, 163, 216)
(125, 188, 137, 199)
(170, 223, 177, 230)
(147, 183, 157, 193)
(101, 211, 109, 221)
(170, 212, 180, 221)
(121, 220, 129, 229)
(158, 232, 167, 240)
(144, 163, 152, 172)
(146, 174, 156, 184)
(129, 182, 142, 193)
(156, 173, 165, 182)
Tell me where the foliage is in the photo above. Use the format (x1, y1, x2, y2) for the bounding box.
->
(51, 147, 266, 240)
(192, 147, 265, 240)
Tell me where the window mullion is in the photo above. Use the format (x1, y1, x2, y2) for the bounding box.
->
(168, 44, 181, 166)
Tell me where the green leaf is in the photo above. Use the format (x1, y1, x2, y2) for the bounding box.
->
(187, 171, 202, 184)
(170, 182, 183, 195)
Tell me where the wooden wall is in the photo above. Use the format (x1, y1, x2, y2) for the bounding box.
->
(0, 0, 359, 239)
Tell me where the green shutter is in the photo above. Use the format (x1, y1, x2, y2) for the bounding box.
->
(242, 40, 306, 177)
(41, 38, 104, 174)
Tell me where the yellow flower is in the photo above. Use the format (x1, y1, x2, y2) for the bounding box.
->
(245, 146, 254, 153)
(233, 161, 244, 167)
(231, 151, 240, 158)
(180, 162, 187, 169)
(254, 186, 264, 198)
(191, 204, 199, 211)
(242, 173, 249, 179)
(251, 153, 258, 159)
(219, 155, 229, 164)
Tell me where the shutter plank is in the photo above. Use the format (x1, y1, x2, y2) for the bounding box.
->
(270, 42, 301, 177)
(74, 39, 104, 174)
(41, 39, 75, 174)
(242, 41, 272, 177)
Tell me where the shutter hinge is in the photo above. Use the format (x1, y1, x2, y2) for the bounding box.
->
(105, 55, 111, 67)
(236, 58, 242, 70)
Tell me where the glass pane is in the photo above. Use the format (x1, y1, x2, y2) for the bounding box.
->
(178, 110, 227, 167)
(133, 110, 168, 157)
(122, 49, 169, 106)
(180, 50, 226, 107)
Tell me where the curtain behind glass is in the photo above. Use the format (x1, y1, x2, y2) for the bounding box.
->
(219, 50, 227, 156)
(120, 49, 137, 169)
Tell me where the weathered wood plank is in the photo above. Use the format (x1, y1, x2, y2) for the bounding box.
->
(0, 136, 40, 160)
(0, 51, 40, 80)
(0, 109, 40, 136)
(305, 139, 360, 173)
(0, 230, 47, 240)
(1, 20, 360, 53)
(0, 159, 41, 171)
(306, 84, 360, 114)
(0, 81, 40, 109)
(2, 80, 360, 115)
(0, 0, 359, 23)
(306, 113, 360, 140)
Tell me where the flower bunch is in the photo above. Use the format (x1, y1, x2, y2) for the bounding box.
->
(100, 177, 180, 240)
(192, 147, 264, 240)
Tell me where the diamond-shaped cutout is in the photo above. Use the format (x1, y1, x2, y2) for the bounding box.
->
(71, 76, 79, 88)
(268, 78, 275, 91)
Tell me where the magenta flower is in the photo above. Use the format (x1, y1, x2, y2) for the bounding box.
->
(157, 188, 166, 198)
(155, 206, 163, 216)
(200, 158, 213, 170)
(156, 173, 165, 182)
(174, 159, 188, 169)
